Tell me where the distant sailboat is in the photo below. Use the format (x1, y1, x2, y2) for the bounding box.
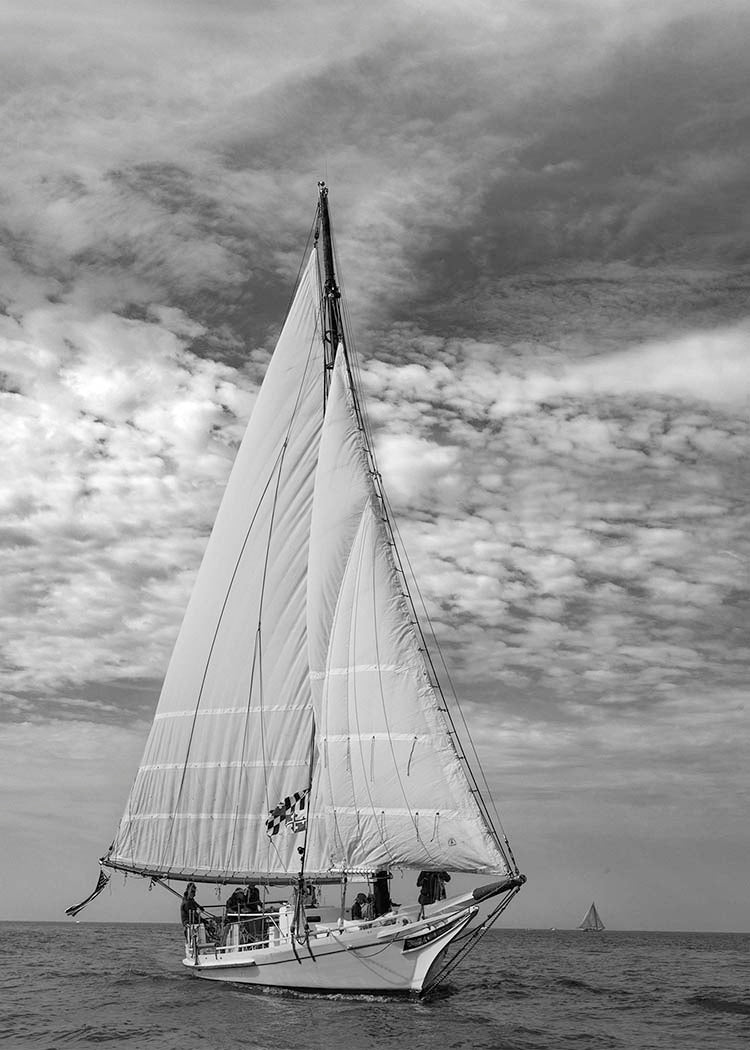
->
(69, 183, 525, 995)
(578, 902, 605, 932)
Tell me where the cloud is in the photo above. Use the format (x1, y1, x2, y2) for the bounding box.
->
(2, 0, 747, 346)
(0, 302, 255, 706)
(484, 320, 750, 414)
(351, 316, 750, 766)
(0, 0, 749, 929)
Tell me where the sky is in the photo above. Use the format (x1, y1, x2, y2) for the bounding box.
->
(0, 0, 748, 931)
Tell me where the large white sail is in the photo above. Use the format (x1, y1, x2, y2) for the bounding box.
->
(107, 250, 324, 881)
(305, 354, 511, 876)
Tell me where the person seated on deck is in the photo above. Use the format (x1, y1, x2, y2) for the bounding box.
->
(416, 870, 451, 919)
(372, 870, 392, 917)
(350, 893, 368, 921)
(180, 882, 201, 928)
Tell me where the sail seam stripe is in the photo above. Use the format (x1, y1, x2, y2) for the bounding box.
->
(154, 705, 309, 720)
(309, 663, 405, 678)
(318, 733, 430, 742)
(138, 760, 308, 771)
(126, 806, 456, 820)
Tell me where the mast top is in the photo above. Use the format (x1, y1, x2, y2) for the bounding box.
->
(316, 180, 340, 302)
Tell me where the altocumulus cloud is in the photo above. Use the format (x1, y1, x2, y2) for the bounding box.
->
(356, 320, 749, 756)
(0, 302, 254, 713)
(0, 0, 749, 927)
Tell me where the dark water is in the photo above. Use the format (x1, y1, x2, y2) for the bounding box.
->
(2, 924, 748, 1049)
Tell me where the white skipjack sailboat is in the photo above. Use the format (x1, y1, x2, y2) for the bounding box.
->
(73, 184, 525, 995)
(578, 902, 605, 932)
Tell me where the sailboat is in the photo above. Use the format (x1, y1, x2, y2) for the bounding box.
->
(578, 902, 605, 932)
(70, 183, 525, 995)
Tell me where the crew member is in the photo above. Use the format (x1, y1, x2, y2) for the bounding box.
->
(224, 886, 248, 922)
(180, 882, 201, 927)
(372, 870, 392, 917)
(351, 893, 368, 920)
(417, 870, 451, 918)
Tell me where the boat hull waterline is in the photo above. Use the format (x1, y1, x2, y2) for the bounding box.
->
(183, 906, 476, 993)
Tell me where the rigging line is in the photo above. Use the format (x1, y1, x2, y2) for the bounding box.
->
(421, 887, 521, 997)
(252, 328, 326, 876)
(328, 926, 405, 964)
(406, 735, 417, 776)
(330, 224, 514, 866)
(337, 360, 430, 857)
(297, 717, 317, 870)
(340, 324, 515, 870)
(382, 497, 518, 871)
(279, 215, 319, 328)
(378, 482, 515, 866)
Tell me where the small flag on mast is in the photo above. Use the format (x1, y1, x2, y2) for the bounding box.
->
(266, 788, 309, 836)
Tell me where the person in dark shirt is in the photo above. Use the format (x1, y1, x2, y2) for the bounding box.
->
(243, 884, 263, 943)
(180, 882, 201, 927)
(417, 870, 451, 918)
(245, 883, 261, 913)
(225, 884, 263, 944)
(351, 893, 368, 920)
(224, 886, 247, 922)
(372, 870, 392, 917)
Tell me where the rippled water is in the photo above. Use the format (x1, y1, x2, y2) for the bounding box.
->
(2, 924, 748, 1049)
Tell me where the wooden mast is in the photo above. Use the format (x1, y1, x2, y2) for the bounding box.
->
(317, 181, 343, 402)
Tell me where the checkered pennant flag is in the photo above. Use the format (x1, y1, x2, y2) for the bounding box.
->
(266, 788, 309, 836)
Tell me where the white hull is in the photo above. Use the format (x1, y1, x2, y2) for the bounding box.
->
(182, 906, 477, 994)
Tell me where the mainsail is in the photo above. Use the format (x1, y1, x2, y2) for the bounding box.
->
(578, 902, 605, 931)
(104, 190, 514, 887)
(106, 249, 325, 882)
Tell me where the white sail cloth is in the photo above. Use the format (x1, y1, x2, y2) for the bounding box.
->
(107, 244, 510, 883)
(305, 355, 510, 876)
(107, 251, 324, 880)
